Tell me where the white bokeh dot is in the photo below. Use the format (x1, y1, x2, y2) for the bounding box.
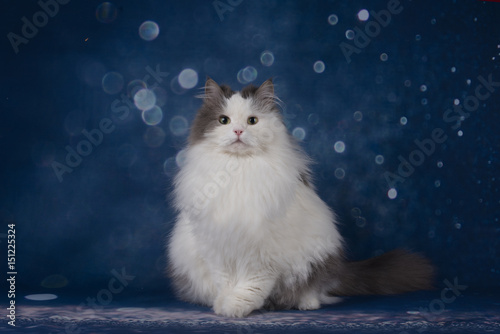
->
(134, 88, 156, 111)
(334, 141, 345, 153)
(353, 111, 363, 121)
(313, 61, 325, 73)
(139, 21, 159, 41)
(328, 14, 338, 25)
(357, 9, 369, 21)
(375, 155, 384, 165)
(292, 127, 306, 141)
(260, 51, 274, 66)
(388, 188, 398, 199)
(178, 69, 198, 89)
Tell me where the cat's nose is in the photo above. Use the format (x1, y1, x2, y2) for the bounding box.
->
(234, 129, 244, 136)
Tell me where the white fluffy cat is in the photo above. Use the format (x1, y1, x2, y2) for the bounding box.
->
(167, 78, 433, 318)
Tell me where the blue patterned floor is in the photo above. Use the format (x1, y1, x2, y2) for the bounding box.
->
(7, 291, 500, 333)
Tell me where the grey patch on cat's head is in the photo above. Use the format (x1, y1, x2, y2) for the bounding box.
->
(189, 77, 235, 145)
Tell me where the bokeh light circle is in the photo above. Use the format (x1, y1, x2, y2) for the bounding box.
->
(334, 141, 345, 153)
(388, 188, 398, 199)
(313, 61, 325, 73)
(96, 2, 118, 23)
(353, 111, 363, 121)
(237, 66, 258, 84)
(260, 51, 275, 66)
(292, 127, 306, 141)
(357, 9, 369, 21)
(334, 168, 345, 179)
(139, 21, 160, 41)
(169, 116, 189, 136)
(163, 157, 178, 177)
(328, 14, 338, 25)
(102, 72, 124, 94)
(142, 106, 163, 126)
(134, 88, 156, 111)
(178, 69, 199, 89)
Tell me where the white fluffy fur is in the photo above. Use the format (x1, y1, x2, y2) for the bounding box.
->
(168, 92, 343, 317)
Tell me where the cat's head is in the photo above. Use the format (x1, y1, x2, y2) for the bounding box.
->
(189, 78, 286, 156)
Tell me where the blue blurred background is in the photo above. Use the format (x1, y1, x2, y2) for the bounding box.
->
(1, 0, 499, 302)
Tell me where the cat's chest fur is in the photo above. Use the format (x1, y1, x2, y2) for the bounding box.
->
(175, 144, 302, 231)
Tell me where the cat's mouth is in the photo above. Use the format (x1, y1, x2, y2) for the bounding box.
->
(232, 138, 246, 145)
(225, 138, 253, 154)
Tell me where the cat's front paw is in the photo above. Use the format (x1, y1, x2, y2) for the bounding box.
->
(213, 293, 257, 318)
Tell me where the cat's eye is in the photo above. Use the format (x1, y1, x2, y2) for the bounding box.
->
(247, 116, 259, 125)
(219, 115, 231, 125)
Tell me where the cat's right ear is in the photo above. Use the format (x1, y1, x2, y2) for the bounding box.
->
(199, 77, 223, 100)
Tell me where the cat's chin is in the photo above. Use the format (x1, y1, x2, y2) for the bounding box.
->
(222, 141, 256, 156)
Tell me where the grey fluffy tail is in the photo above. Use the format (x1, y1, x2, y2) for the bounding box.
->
(332, 249, 434, 296)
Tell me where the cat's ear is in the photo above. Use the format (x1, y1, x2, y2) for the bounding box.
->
(255, 78, 281, 112)
(202, 77, 223, 100)
(255, 78, 274, 100)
